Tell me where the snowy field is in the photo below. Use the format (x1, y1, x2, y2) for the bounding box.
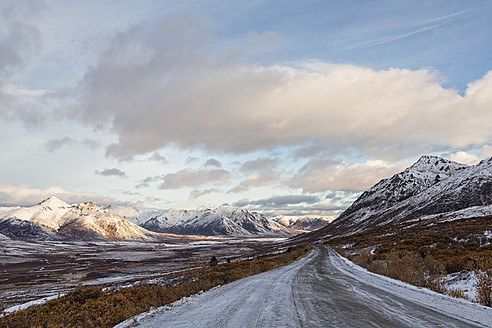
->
(0, 237, 288, 311)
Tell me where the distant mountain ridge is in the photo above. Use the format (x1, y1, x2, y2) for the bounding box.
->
(312, 155, 492, 238)
(275, 217, 333, 232)
(117, 206, 292, 237)
(0, 198, 294, 240)
(0, 197, 151, 241)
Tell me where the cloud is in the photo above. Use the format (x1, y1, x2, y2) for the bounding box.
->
(186, 156, 199, 164)
(68, 14, 492, 160)
(234, 194, 320, 207)
(189, 188, 219, 200)
(94, 168, 127, 178)
(266, 205, 346, 218)
(44, 136, 76, 152)
(203, 158, 221, 168)
(0, 2, 43, 79)
(288, 159, 409, 192)
(449, 145, 492, 165)
(0, 181, 119, 207)
(228, 157, 281, 193)
(135, 175, 160, 189)
(231, 196, 345, 218)
(229, 194, 354, 218)
(149, 151, 168, 164)
(82, 138, 100, 150)
(105, 143, 135, 162)
(159, 167, 232, 189)
(0, 1, 47, 125)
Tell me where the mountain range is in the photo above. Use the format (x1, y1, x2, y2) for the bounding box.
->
(4, 154, 490, 242)
(0, 197, 151, 241)
(113, 206, 292, 237)
(0, 198, 299, 241)
(274, 216, 333, 232)
(310, 155, 492, 239)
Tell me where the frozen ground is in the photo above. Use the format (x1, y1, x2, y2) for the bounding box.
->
(122, 246, 492, 328)
(0, 237, 288, 311)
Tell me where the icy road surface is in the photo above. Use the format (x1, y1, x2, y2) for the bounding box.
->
(124, 246, 492, 328)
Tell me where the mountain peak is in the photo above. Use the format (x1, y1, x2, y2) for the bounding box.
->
(38, 196, 70, 208)
(74, 201, 99, 213)
(411, 155, 453, 169)
(406, 155, 468, 176)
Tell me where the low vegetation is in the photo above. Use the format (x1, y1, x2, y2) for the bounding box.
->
(328, 215, 492, 306)
(0, 244, 312, 328)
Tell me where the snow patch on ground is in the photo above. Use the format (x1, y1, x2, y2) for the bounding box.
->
(443, 271, 477, 300)
(1, 294, 62, 315)
(336, 252, 492, 327)
(114, 289, 214, 328)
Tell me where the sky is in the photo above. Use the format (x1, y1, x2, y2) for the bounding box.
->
(1, 0, 492, 217)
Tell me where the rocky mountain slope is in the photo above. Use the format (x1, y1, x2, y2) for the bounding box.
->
(0, 197, 152, 241)
(120, 207, 292, 237)
(0, 198, 294, 240)
(57, 202, 151, 240)
(312, 155, 492, 238)
(275, 217, 333, 232)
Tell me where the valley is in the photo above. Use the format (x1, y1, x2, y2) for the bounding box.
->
(1, 155, 492, 327)
(0, 236, 291, 312)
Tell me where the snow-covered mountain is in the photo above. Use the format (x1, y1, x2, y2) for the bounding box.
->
(57, 202, 151, 240)
(0, 218, 59, 240)
(318, 155, 492, 236)
(275, 217, 333, 232)
(0, 197, 152, 241)
(124, 207, 292, 237)
(0, 196, 72, 231)
(0, 198, 294, 240)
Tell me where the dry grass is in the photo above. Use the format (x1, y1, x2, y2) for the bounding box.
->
(0, 244, 312, 328)
(327, 215, 492, 304)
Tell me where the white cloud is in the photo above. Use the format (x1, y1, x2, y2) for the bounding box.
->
(1, 84, 50, 97)
(449, 145, 492, 165)
(5, 13, 492, 164)
(288, 159, 409, 192)
(70, 13, 492, 160)
(159, 167, 232, 190)
(0, 181, 118, 207)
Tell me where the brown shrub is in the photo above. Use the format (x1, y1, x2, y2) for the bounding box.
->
(0, 244, 312, 328)
(468, 256, 492, 307)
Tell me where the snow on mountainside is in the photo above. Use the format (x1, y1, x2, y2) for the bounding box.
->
(129, 207, 292, 237)
(0, 198, 294, 240)
(0, 197, 152, 241)
(339, 156, 468, 224)
(324, 155, 492, 235)
(58, 202, 151, 240)
(0, 197, 72, 231)
(0, 218, 59, 240)
(275, 217, 333, 232)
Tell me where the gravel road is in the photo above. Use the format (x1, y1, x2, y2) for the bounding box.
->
(125, 246, 492, 328)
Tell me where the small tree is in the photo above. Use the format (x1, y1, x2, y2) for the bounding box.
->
(209, 256, 218, 267)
